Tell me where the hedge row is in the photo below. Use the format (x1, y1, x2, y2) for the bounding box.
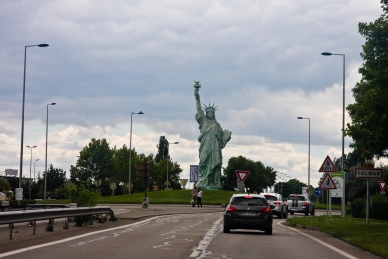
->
(351, 195, 388, 220)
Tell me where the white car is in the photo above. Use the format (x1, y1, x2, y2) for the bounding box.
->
(262, 193, 288, 218)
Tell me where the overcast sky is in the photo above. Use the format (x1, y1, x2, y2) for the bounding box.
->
(1, 0, 386, 190)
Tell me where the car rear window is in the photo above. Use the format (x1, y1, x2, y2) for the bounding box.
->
(288, 196, 305, 201)
(231, 197, 266, 206)
(264, 195, 277, 201)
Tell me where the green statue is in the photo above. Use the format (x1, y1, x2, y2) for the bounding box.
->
(193, 80, 231, 190)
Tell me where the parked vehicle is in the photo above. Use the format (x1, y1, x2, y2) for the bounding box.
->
(287, 194, 315, 216)
(223, 193, 273, 235)
(262, 193, 288, 218)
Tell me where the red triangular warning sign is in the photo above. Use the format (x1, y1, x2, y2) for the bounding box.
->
(319, 156, 337, 172)
(319, 173, 337, 190)
(378, 181, 387, 191)
(235, 170, 250, 182)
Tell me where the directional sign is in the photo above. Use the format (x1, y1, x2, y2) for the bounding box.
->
(235, 170, 250, 182)
(319, 173, 337, 190)
(354, 168, 383, 179)
(314, 187, 322, 197)
(319, 156, 337, 172)
(378, 181, 387, 192)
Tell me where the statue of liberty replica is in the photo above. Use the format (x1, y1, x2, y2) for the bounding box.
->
(193, 80, 232, 190)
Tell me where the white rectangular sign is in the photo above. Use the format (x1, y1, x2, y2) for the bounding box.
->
(330, 172, 344, 198)
(15, 188, 23, 200)
(354, 168, 383, 179)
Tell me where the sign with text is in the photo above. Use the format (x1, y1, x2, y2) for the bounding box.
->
(330, 172, 344, 198)
(190, 165, 199, 182)
(354, 168, 383, 179)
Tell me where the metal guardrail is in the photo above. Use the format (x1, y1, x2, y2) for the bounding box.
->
(0, 206, 116, 225)
(0, 206, 116, 240)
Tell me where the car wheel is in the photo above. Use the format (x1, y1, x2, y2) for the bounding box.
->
(304, 206, 309, 216)
(223, 225, 230, 233)
(311, 207, 315, 216)
(265, 227, 272, 235)
(289, 211, 294, 215)
(282, 209, 288, 218)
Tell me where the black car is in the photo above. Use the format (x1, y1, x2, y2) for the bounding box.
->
(223, 193, 273, 235)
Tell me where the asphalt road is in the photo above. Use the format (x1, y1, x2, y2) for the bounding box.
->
(0, 205, 382, 259)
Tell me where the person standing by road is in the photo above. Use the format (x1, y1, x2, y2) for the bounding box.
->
(191, 187, 197, 208)
(197, 188, 203, 209)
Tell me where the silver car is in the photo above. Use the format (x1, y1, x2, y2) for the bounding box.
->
(262, 193, 288, 218)
(287, 194, 315, 216)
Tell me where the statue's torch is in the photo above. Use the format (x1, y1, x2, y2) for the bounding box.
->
(193, 80, 201, 92)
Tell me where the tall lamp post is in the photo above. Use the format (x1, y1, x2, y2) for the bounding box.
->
(297, 117, 310, 197)
(26, 145, 37, 200)
(321, 52, 346, 218)
(34, 159, 39, 183)
(128, 111, 144, 194)
(165, 141, 179, 190)
(19, 43, 49, 203)
(44, 102, 56, 200)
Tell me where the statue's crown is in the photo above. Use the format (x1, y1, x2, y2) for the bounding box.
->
(203, 103, 218, 112)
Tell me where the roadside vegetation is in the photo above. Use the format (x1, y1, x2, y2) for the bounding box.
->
(287, 216, 388, 259)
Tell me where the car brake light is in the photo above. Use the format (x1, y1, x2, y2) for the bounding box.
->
(244, 196, 252, 199)
(226, 205, 237, 212)
(274, 201, 281, 206)
(303, 201, 307, 206)
(259, 207, 271, 213)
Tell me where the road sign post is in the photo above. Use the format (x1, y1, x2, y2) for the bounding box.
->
(318, 156, 337, 217)
(235, 170, 250, 192)
(135, 160, 151, 208)
(354, 168, 383, 225)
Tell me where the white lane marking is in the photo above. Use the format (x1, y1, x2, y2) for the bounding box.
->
(114, 209, 132, 215)
(189, 218, 223, 258)
(0, 215, 164, 258)
(278, 222, 358, 259)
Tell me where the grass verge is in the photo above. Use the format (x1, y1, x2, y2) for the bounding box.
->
(287, 215, 388, 259)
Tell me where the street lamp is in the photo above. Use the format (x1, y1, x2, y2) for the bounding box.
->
(19, 43, 49, 202)
(297, 117, 310, 196)
(129, 111, 144, 194)
(34, 159, 39, 183)
(321, 52, 346, 218)
(26, 145, 37, 200)
(165, 141, 179, 190)
(44, 102, 56, 200)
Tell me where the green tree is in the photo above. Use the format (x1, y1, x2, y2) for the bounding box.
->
(222, 156, 271, 193)
(71, 138, 114, 186)
(39, 164, 67, 199)
(155, 136, 168, 163)
(0, 179, 11, 199)
(346, 0, 388, 159)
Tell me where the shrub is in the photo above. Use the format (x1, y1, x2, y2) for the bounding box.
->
(369, 195, 388, 220)
(350, 198, 366, 218)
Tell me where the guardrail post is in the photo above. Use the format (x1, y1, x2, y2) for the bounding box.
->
(9, 223, 13, 240)
(33, 221, 36, 235)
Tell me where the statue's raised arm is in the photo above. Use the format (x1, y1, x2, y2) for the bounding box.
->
(193, 80, 202, 114)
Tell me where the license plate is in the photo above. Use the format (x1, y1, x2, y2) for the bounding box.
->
(241, 212, 256, 216)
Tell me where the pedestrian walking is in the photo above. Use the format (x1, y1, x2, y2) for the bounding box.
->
(191, 187, 197, 208)
(197, 188, 203, 208)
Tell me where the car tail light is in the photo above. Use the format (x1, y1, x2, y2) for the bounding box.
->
(259, 207, 271, 214)
(226, 205, 237, 212)
(274, 201, 281, 206)
(303, 201, 307, 206)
